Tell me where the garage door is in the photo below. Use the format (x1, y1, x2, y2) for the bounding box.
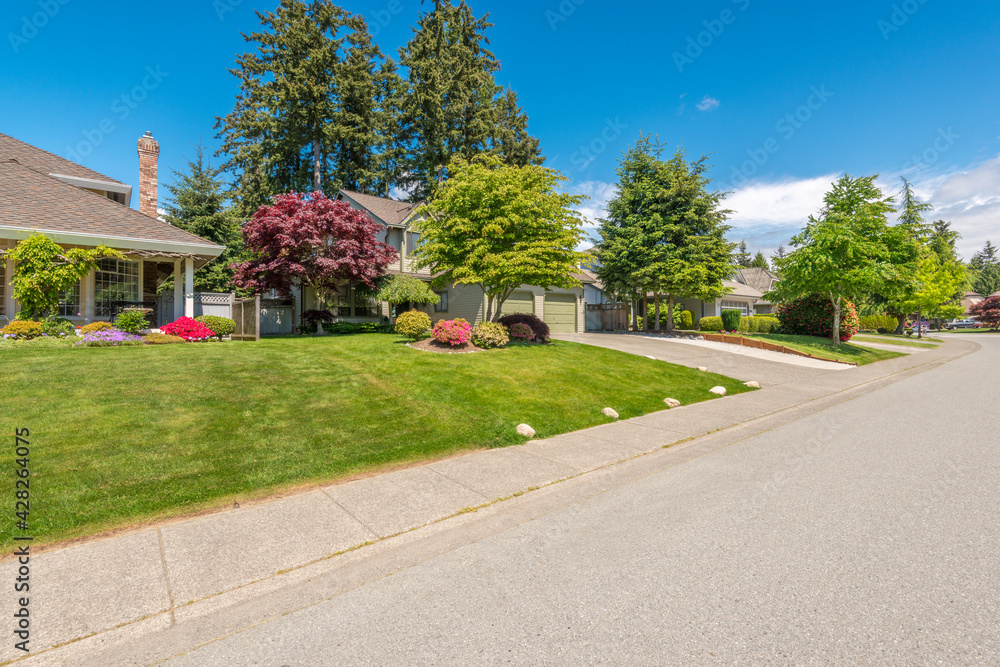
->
(544, 293, 577, 334)
(501, 291, 535, 316)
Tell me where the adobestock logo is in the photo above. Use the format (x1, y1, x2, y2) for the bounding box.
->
(7, 0, 71, 54)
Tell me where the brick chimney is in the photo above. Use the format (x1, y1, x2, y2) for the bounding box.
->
(137, 131, 160, 217)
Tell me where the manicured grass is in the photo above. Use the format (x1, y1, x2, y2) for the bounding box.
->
(746, 333, 907, 365)
(852, 335, 941, 349)
(0, 335, 752, 552)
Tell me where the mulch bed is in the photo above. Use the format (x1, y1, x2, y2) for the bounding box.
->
(408, 338, 486, 354)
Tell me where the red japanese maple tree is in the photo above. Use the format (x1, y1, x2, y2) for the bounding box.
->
(231, 192, 398, 309)
(970, 295, 1000, 330)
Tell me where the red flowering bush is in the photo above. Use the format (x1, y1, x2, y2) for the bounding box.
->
(160, 317, 215, 342)
(509, 322, 534, 341)
(777, 294, 859, 341)
(970, 295, 1000, 330)
(432, 318, 472, 346)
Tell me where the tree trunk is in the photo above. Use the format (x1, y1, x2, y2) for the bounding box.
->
(917, 308, 922, 340)
(313, 285, 326, 336)
(894, 314, 906, 335)
(632, 295, 639, 333)
(666, 294, 675, 334)
(313, 127, 322, 194)
(654, 293, 661, 332)
(485, 294, 495, 322)
(831, 293, 841, 346)
(642, 295, 649, 332)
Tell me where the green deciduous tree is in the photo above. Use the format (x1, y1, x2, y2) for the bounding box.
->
(4, 235, 122, 320)
(163, 144, 243, 292)
(899, 254, 967, 337)
(413, 155, 584, 321)
(376, 274, 440, 306)
(769, 175, 915, 345)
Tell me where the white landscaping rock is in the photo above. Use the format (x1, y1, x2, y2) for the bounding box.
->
(664, 398, 682, 408)
(744, 381, 761, 389)
(516, 424, 536, 438)
(602, 408, 620, 420)
(646, 355, 656, 360)
(710, 386, 727, 396)
(697, 366, 709, 372)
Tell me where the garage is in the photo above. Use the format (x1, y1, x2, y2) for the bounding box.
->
(544, 293, 578, 334)
(501, 291, 535, 316)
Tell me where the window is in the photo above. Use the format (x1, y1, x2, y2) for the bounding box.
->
(58, 282, 82, 317)
(721, 300, 751, 317)
(94, 258, 139, 317)
(434, 291, 448, 313)
(353, 287, 378, 318)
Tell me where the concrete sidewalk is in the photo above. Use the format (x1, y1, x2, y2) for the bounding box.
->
(0, 338, 977, 665)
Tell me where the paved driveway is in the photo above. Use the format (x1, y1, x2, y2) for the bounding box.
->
(553, 332, 850, 386)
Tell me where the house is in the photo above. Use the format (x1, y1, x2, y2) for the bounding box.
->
(294, 189, 592, 333)
(672, 268, 779, 323)
(0, 132, 225, 325)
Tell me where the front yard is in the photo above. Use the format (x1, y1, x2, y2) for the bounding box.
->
(745, 333, 907, 365)
(1, 335, 751, 552)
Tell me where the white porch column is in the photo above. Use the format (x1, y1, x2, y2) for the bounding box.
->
(173, 259, 183, 321)
(184, 258, 195, 318)
(82, 269, 94, 322)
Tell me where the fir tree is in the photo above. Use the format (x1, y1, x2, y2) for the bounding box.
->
(750, 252, 770, 270)
(734, 241, 751, 267)
(970, 241, 1000, 296)
(163, 144, 244, 292)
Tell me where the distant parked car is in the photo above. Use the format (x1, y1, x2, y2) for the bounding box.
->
(947, 318, 981, 330)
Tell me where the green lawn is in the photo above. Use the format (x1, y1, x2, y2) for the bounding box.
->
(852, 335, 941, 349)
(746, 333, 907, 365)
(0, 335, 752, 552)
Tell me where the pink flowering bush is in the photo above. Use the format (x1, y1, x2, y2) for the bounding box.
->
(432, 318, 472, 346)
(509, 322, 534, 341)
(160, 317, 215, 342)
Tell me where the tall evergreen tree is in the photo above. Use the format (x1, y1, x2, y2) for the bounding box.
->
(928, 220, 961, 263)
(398, 0, 541, 201)
(215, 1, 399, 213)
(163, 145, 244, 293)
(734, 241, 751, 267)
(970, 240, 1000, 296)
(750, 252, 770, 270)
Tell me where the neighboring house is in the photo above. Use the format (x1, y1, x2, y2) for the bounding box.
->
(0, 132, 225, 325)
(298, 190, 592, 334)
(962, 292, 986, 315)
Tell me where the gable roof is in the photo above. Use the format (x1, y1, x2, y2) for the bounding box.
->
(737, 267, 780, 293)
(0, 132, 123, 185)
(338, 190, 421, 228)
(0, 159, 222, 254)
(723, 280, 764, 299)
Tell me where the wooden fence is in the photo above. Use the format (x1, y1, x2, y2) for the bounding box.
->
(586, 303, 630, 331)
(232, 296, 261, 342)
(701, 333, 857, 366)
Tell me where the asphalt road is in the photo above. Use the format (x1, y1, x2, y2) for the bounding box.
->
(58, 336, 1000, 665)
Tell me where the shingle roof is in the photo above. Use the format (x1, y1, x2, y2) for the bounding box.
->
(339, 190, 421, 227)
(723, 280, 764, 298)
(0, 133, 123, 184)
(737, 267, 779, 293)
(0, 160, 222, 249)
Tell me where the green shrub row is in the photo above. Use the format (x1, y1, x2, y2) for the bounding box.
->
(637, 309, 695, 331)
(698, 315, 780, 333)
(858, 313, 899, 332)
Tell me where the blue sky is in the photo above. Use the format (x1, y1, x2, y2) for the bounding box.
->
(2, 0, 998, 259)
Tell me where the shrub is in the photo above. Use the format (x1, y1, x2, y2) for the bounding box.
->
(143, 333, 185, 345)
(76, 329, 144, 347)
(509, 322, 534, 341)
(777, 294, 860, 341)
(2, 320, 43, 340)
(432, 318, 473, 346)
(195, 315, 236, 339)
(680, 310, 694, 330)
(320, 321, 397, 335)
(395, 309, 431, 341)
(753, 316, 781, 334)
(471, 321, 509, 349)
(739, 316, 758, 334)
(498, 312, 550, 341)
(81, 321, 114, 334)
(115, 309, 149, 335)
(160, 316, 215, 342)
(42, 316, 76, 337)
(858, 313, 899, 332)
(721, 309, 742, 332)
(698, 316, 724, 332)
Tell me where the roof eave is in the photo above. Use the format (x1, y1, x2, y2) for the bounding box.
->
(0, 225, 225, 258)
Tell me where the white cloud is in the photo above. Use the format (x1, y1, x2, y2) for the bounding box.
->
(697, 96, 720, 112)
(568, 180, 617, 249)
(724, 174, 837, 251)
